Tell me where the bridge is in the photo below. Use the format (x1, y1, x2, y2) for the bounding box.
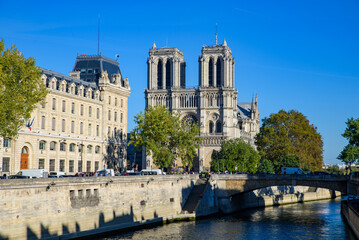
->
(211, 174, 356, 198)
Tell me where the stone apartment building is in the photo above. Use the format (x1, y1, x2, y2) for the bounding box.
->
(144, 40, 259, 171)
(0, 54, 130, 175)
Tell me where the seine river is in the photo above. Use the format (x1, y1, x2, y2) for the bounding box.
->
(102, 198, 356, 240)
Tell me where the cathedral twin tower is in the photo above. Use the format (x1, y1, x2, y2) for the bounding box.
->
(145, 40, 259, 171)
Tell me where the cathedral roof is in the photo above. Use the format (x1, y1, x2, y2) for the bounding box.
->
(237, 103, 252, 119)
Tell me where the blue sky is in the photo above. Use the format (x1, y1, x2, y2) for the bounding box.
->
(1, 0, 358, 164)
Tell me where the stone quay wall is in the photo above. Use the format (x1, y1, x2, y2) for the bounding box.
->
(0, 175, 198, 239)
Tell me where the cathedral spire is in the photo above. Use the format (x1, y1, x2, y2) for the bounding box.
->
(152, 42, 156, 49)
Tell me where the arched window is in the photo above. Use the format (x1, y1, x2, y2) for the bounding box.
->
(216, 58, 221, 87)
(69, 143, 76, 152)
(165, 60, 171, 89)
(208, 58, 213, 87)
(39, 141, 46, 150)
(157, 59, 163, 89)
(209, 121, 214, 134)
(87, 145, 92, 154)
(95, 146, 100, 154)
(50, 141, 56, 151)
(216, 121, 222, 133)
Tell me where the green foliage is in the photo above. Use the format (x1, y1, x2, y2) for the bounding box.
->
(129, 106, 201, 169)
(342, 117, 359, 146)
(337, 144, 359, 174)
(0, 40, 48, 138)
(324, 166, 345, 175)
(210, 138, 260, 173)
(273, 154, 300, 173)
(258, 158, 274, 173)
(255, 109, 323, 171)
(338, 117, 359, 173)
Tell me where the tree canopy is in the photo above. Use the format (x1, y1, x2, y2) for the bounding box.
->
(338, 117, 359, 173)
(0, 40, 48, 138)
(211, 138, 260, 173)
(255, 109, 323, 171)
(129, 105, 202, 170)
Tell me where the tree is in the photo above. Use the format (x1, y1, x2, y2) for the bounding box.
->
(210, 138, 260, 173)
(258, 158, 274, 173)
(0, 40, 48, 138)
(255, 110, 323, 171)
(129, 105, 201, 170)
(338, 117, 359, 174)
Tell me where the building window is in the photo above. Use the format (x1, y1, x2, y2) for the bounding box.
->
(42, 103, 46, 108)
(78, 144, 83, 153)
(115, 98, 117, 106)
(216, 121, 222, 133)
(88, 124, 91, 136)
(3, 138, 11, 148)
(60, 142, 66, 151)
(41, 116, 45, 129)
(108, 96, 111, 104)
(86, 161, 91, 172)
(38, 159, 44, 169)
(80, 104, 84, 116)
(69, 143, 75, 152)
(80, 122, 83, 134)
(97, 108, 100, 119)
(95, 161, 99, 171)
(87, 145, 92, 154)
(62, 100, 66, 112)
(95, 146, 100, 154)
(52, 98, 56, 110)
(59, 159, 65, 172)
(50, 141, 56, 151)
(39, 141, 46, 150)
(71, 102, 75, 114)
(89, 106, 92, 117)
(120, 113, 123, 123)
(121, 99, 123, 108)
(62, 119, 66, 132)
(52, 118, 56, 131)
(96, 125, 99, 137)
(209, 121, 214, 134)
(114, 112, 117, 122)
(108, 127, 111, 137)
(69, 160, 74, 172)
(208, 58, 213, 87)
(2, 157, 10, 172)
(71, 121, 74, 133)
(216, 58, 222, 87)
(108, 110, 111, 121)
(165, 60, 171, 89)
(49, 159, 55, 171)
(78, 161, 83, 172)
(157, 59, 163, 89)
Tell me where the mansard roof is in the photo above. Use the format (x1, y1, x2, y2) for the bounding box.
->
(237, 103, 252, 119)
(72, 54, 123, 84)
(41, 68, 98, 91)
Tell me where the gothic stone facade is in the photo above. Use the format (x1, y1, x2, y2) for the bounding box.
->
(145, 41, 259, 171)
(0, 58, 130, 175)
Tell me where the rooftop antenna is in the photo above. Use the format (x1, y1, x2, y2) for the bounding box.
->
(215, 23, 218, 45)
(98, 13, 100, 55)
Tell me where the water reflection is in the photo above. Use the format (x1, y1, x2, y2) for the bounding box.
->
(103, 198, 356, 240)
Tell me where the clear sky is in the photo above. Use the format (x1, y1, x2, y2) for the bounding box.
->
(1, 0, 358, 165)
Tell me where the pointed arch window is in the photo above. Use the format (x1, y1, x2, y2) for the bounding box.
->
(157, 59, 163, 89)
(216, 58, 221, 87)
(216, 121, 222, 133)
(208, 59, 213, 87)
(209, 121, 214, 134)
(165, 60, 171, 89)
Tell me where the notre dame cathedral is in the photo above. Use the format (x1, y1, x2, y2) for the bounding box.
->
(144, 40, 259, 171)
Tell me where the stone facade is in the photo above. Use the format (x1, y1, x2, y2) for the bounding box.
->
(0, 56, 131, 175)
(144, 41, 259, 171)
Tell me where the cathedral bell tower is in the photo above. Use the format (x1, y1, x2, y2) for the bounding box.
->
(147, 43, 186, 91)
(198, 39, 235, 89)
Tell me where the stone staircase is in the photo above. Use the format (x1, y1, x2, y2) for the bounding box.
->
(182, 178, 209, 214)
